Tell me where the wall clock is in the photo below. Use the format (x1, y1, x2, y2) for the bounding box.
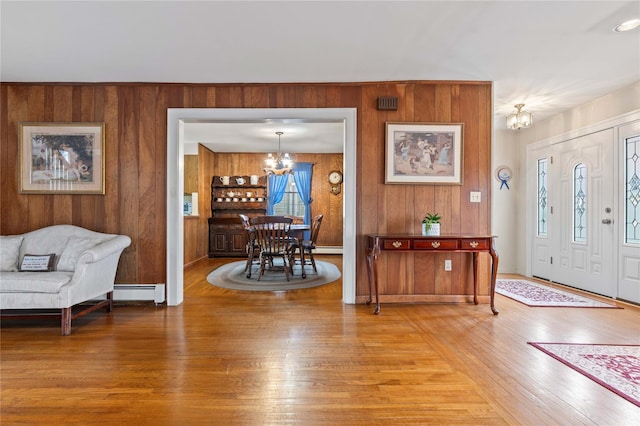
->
(328, 170, 343, 195)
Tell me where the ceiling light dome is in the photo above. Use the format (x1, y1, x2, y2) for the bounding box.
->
(506, 104, 533, 130)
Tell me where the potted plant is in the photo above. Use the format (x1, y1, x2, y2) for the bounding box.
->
(422, 213, 441, 236)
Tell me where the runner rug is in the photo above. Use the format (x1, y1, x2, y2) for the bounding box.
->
(496, 279, 619, 308)
(528, 343, 640, 407)
(207, 260, 341, 292)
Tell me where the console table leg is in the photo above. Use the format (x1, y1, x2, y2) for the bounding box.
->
(472, 252, 479, 305)
(366, 251, 373, 306)
(366, 250, 380, 314)
(490, 238, 500, 315)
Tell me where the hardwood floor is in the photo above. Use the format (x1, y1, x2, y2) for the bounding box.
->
(1, 256, 638, 425)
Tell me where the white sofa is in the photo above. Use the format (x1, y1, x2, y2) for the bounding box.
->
(0, 224, 131, 335)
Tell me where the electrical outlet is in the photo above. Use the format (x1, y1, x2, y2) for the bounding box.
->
(470, 191, 481, 203)
(444, 259, 452, 271)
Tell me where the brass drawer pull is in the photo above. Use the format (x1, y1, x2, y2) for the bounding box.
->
(431, 241, 440, 248)
(470, 241, 478, 248)
(392, 241, 402, 248)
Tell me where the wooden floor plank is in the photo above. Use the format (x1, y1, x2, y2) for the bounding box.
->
(1, 258, 638, 425)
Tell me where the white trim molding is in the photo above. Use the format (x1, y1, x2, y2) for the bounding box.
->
(167, 108, 357, 307)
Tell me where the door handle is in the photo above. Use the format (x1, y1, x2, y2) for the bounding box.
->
(601, 219, 612, 224)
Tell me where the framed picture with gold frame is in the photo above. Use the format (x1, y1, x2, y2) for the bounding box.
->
(385, 122, 463, 185)
(19, 122, 105, 194)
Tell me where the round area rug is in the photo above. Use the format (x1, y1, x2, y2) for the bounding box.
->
(207, 260, 341, 291)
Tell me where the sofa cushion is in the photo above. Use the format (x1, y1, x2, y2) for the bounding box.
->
(1, 236, 24, 272)
(57, 237, 97, 271)
(0, 271, 73, 293)
(19, 253, 57, 272)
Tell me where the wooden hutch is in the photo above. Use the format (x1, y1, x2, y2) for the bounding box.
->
(208, 175, 267, 257)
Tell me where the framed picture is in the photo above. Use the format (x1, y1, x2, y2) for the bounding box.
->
(385, 122, 463, 185)
(19, 122, 105, 194)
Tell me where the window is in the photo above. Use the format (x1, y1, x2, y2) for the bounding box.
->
(573, 163, 587, 242)
(626, 134, 640, 244)
(273, 174, 305, 218)
(537, 158, 548, 236)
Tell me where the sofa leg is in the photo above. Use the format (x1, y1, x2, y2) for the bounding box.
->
(106, 291, 114, 313)
(61, 308, 72, 336)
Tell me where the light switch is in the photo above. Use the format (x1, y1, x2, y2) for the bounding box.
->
(470, 191, 481, 203)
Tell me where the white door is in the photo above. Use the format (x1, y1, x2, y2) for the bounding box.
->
(617, 121, 640, 304)
(551, 129, 615, 296)
(530, 151, 554, 281)
(530, 129, 615, 297)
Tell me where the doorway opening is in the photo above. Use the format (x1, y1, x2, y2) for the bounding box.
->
(167, 108, 357, 306)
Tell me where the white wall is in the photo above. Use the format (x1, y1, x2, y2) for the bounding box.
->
(518, 81, 640, 145)
(510, 80, 640, 274)
(491, 129, 519, 273)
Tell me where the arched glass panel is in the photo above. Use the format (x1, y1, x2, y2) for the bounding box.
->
(573, 163, 587, 242)
(626, 134, 640, 244)
(537, 158, 548, 236)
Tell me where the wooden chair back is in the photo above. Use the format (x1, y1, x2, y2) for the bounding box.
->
(251, 216, 293, 255)
(252, 215, 291, 225)
(309, 214, 324, 245)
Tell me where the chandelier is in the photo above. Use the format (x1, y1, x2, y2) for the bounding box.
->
(264, 131, 293, 175)
(506, 103, 533, 130)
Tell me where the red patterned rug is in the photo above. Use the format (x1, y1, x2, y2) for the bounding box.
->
(528, 343, 640, 407)
(496, 279, 619, 308)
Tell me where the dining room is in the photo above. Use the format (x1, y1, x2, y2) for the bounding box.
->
(182, 120, 346, 294)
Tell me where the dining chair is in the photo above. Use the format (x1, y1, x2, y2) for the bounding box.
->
(289, 214, 324, 274)
(239, 214, 260, 278)
(251, 216, 293, 281)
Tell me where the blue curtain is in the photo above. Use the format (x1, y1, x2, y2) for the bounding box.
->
(293, 162, 313, 240)
(266, 173, 289, 215)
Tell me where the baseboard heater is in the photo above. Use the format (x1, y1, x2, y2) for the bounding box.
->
(113, 284, 165, 304)
(315, 246, 342, 255)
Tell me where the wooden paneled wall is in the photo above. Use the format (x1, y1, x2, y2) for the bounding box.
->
(0, 82, 492, 302)
(183, 155, 198, 194)
(183, 150, 344, 265)
(210, 152, 344, 247)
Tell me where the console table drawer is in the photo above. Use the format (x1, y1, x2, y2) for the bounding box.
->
(460, 239, 489, 250)
(413, 239, 458, 250)
(381, 239, 411, 250)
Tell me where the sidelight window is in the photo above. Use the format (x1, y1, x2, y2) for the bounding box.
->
(537, 158, 548, 236)
(626, 134, 640, 244)
(573, 163, 587, 242)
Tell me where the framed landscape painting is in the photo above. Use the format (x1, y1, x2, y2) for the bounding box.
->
(385, 122, 463, 185)
(19, 122, 105, 194)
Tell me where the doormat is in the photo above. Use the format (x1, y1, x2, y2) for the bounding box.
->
(496, 279, 619, 308)
(528, 343, 640, 407)
(206, 260, 341, 292)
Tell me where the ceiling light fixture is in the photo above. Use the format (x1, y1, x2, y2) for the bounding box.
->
(506, 103, 533, 130)
(613, 18, 640, 32)
(264, 131, 293, 175)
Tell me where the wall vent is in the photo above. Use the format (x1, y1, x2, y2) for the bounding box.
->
(377, 96, 398, 110)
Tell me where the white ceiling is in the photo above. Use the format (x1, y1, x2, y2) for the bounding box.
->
(2, 1, 639, 153)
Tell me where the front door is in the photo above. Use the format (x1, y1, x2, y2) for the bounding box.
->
(530, 129, 615, 297)
(617, 121, 640, 304)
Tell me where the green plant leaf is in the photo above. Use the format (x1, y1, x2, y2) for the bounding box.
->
(425, 213, 441, 222)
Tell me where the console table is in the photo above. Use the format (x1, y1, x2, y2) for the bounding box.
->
(366, 234, 499, 315)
